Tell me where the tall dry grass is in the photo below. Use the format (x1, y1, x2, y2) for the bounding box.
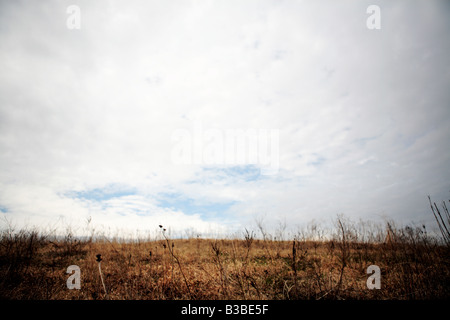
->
(0, 210, 449, 300)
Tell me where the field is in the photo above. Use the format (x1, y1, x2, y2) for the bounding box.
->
(1, 214, 449, 300)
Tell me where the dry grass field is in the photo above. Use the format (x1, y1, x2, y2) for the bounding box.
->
(1, 213, 449, 300)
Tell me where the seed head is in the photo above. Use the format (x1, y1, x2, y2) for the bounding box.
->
(96, 254, 102, 262)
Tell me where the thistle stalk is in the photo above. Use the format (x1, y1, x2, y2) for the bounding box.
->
(96, 254, 109, 299)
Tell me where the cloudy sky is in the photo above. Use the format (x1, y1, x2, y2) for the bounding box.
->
(0, 0, 449, 237)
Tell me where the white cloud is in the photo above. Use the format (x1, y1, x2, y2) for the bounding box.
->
(0, 0, 449, 236)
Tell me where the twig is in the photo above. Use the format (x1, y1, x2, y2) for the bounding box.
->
(96, 254, 109, 299)
(159, 225, 193, 299)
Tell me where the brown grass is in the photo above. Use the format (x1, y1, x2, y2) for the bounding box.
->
(0, 216, 449, 300)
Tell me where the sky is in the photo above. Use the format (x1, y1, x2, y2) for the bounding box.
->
(0, 0, 449, 238)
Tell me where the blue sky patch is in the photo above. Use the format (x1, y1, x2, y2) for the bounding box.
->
(65, 184, 137, 202)
(157, 192, 236, 218)
(187, 165, 264, 184)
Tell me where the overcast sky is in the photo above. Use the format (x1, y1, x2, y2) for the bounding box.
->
(0, 0, 449, 237)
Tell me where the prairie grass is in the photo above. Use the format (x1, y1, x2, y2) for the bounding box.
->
(0, 215, 449, 300)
